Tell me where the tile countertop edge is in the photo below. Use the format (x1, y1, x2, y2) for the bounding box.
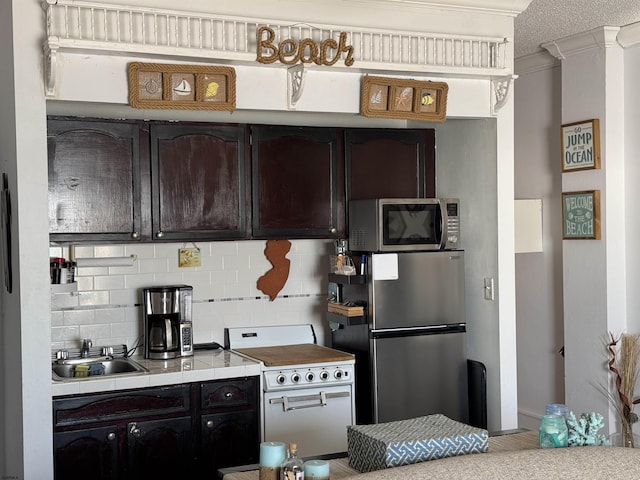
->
(51, 350, 263, 397)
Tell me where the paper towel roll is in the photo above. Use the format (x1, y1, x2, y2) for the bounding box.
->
(75, 256, 136, 267)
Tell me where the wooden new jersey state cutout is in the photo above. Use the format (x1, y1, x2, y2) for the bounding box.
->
(257, 240, 291, 301)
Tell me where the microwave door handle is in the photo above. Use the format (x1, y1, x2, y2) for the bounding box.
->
(438, 205, 445, 249)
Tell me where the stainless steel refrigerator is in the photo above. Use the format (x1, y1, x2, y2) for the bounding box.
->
(331, 250, 468, 425)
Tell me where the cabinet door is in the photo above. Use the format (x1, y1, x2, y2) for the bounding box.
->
(150, 123, 249, 241)
(345, 128, 436, 201)
(252, 125, 343, 238)
(200, 410, 259, 474)
(54, 425, 119, 480)
(48, 118, 143, 242)
(127, 416, 194, 479)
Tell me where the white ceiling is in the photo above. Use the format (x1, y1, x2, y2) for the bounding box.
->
(514, 0, 640, 58)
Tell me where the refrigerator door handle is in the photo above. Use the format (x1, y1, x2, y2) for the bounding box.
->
(371, 323, 466, 338)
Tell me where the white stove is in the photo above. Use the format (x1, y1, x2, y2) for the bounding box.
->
(225, 324, 356, 458)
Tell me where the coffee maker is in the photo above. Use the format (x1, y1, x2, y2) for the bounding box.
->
(143, 285, 193, 359)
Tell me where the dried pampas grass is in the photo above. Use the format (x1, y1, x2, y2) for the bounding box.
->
(608, 333, 640, 447)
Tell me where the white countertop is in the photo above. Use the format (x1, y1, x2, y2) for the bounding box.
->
(51, 349, 262, 397)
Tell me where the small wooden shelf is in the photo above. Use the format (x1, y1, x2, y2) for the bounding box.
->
(328, 273, 366, 285)
(327, 312, 367, 327)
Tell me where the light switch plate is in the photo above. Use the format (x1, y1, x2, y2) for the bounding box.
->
(484, 277, 495, 301)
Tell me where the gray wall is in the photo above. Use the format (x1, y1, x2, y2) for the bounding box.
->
(513, 63, 565, 428)
(432, 119, 501, 431)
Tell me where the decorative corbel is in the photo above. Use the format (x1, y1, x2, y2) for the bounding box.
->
(287, 63, 306, 109)
(43, 36, 60, 97)
(491, 74, 518, 115)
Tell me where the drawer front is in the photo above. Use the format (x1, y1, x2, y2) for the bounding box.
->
(53, 385, 191, 428)
(200, 377, 258, 411)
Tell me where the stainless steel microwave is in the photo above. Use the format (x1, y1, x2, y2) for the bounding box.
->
(348, 198, 460, 251)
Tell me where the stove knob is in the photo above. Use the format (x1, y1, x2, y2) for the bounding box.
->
(291, 372, 301, 383)
(305, 372, 315, 382)
(276, 374, 287, 385)
(334, 369, 344, 380)
(320, 370, 329, 381)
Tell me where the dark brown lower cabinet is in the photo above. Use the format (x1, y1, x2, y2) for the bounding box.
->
(126, 417, 194, 479)
(53, 377, 259, 479)
(200, 410, 259, 474)
(54, 425, 119, 480)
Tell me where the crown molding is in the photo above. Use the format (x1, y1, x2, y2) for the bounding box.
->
(618, 21, 640, 49)
(345, 0, 532, 16)
(514, 51, 559, 75)
(541, 26, 620, 60)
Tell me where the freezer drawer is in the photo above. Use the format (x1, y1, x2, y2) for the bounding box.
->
(372, 331, 468, 424)
(369, 251, 465, 330)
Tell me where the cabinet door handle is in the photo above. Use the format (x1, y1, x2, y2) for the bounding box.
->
(107, 432, 116, 441)
(156, 231, 164, 238)
(131, 231, 140, 239)
(129, 423, 141, 438)
(206, 420, 214, 429)
(329, 227, 337, 234)
(225, 392, 233, 399)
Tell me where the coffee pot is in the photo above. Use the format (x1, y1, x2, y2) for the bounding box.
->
(143, 285, 193, 359)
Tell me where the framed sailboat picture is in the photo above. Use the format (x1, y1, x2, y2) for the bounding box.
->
(128, 63, 236, 111)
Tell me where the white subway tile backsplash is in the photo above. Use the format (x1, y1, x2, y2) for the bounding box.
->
(94, 307, 127, 323)
(77, 266, 109, 277)
(209, 241, 239, 256)
(64, 309, 96, 326)
(124, 243, 156, 259)
(76, 276, 94, 290)
(94, 245, 125, 257)
(123, 274, 156, 291)
(51, 239, 332, 349)
(51, 292, 80, 310)
(79, 323, 112, 342)
(139, 258, 169, 274)
(51, 311, 64, 327)
(94, 275, 126, 291)
(152, 242, 183, 259)
(153, 272, 185, 285)
(78, 290, 110, 307)
(110, 288, 141, 306)
(51, 325, 80, 343)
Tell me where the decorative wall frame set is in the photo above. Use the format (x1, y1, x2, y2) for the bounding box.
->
(361, 75, 448, 122)
(562, 190, 600, 240)
(128, 62, 236, 111)
(561, 119, 600, 172)
(561, 119, 602, 240)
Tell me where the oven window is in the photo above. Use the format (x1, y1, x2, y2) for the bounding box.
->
(382, 204, 441, 246)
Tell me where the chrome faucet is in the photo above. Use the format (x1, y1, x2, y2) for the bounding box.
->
(81, 339, 93, 358)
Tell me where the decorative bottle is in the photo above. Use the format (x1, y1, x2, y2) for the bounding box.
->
(281, 443, 304, 480)
(539, 414, 568, 448)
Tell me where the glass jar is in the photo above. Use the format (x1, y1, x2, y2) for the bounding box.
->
(545, 403, 568, 419)
(539, 414, 568, 448)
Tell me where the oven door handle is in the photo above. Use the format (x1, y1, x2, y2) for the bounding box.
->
(269, 391, 350, 412)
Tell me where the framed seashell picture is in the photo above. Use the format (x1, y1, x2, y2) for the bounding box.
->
(128, 63, 236, 111)
(361, 75, 448, 122)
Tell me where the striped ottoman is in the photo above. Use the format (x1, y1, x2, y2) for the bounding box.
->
(347, 414, 488, 473)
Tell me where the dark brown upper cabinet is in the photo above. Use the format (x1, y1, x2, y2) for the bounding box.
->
(251, 125, 344, 239)
(48, 118, 143, 243)
(150, 123, 249, 241)
(345, 128, 436, 202)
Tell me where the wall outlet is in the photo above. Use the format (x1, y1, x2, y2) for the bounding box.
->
(484, 277, 495, 301)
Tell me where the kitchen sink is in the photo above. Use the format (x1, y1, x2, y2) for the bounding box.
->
(52, 357, 148, 381)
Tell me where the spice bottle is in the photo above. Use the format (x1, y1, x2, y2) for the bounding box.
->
(281, 443, 304, 480)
